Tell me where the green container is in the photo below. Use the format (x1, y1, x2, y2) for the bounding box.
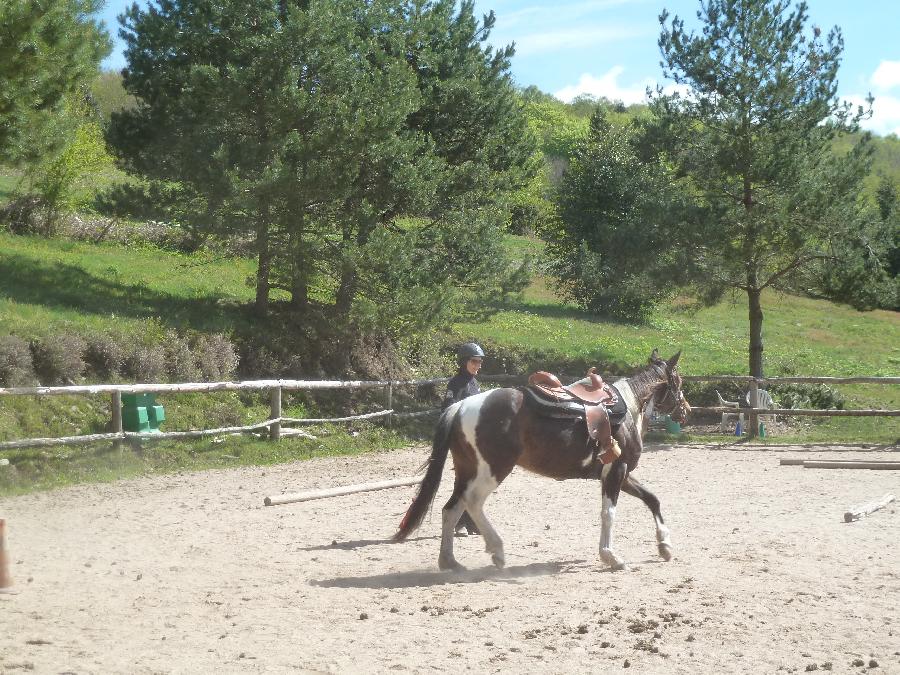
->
(121, 393, 165, 433)
(665, 418, 681, 434)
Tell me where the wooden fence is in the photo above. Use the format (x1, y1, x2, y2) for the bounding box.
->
(0, 374, 897, 450)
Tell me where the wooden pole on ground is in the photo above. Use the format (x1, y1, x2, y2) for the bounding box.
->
(780, 458, 900, 467)
(803, 460, 900, 470)
(264, 476, 421, 506)
(844, 494, 896, 522)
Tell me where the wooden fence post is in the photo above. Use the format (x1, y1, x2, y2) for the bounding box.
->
(386, 383, 393, 427)
(111, 391, 123, 449)
(748, 379, 759, 439)
(269, 386, 281, 441)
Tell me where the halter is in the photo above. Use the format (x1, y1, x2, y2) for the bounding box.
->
(654, 367, 689, 423)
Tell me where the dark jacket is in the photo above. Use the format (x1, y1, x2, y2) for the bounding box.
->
(442, 369, 480, 410)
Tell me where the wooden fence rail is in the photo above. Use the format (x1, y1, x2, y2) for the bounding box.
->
(0, 374, 897, 451)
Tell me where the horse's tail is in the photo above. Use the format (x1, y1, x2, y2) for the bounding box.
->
(393, 404, 458, 541)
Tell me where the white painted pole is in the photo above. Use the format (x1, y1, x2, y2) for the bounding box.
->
(844, 494, 896, 522)
(263, 476, 421, 506)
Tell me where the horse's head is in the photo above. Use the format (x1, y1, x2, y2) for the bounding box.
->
(648, 349, 690, 424)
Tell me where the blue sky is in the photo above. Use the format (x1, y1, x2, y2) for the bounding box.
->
(100, 0, 900, 136)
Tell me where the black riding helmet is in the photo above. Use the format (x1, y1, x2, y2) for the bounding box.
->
(457, 342, 485, 367)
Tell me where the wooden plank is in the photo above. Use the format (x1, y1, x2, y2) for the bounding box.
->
(781, 458, 900, 467)
(683, 376, 900, 385)
(802, 461, 900, 470)
(844, 494, 896, 522)
(264, 476, 421, 506)
(691, 407, 900, 417)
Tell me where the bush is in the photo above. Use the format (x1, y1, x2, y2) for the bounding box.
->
(30, 334, 87, 385)
(770, 383, 845, 410)
(0, 335, 37, 386)
(121, 339, 167, 383)
(165, 331, 201, 382)
(83, 331, 126, 382)
(196, 333, 238, 381)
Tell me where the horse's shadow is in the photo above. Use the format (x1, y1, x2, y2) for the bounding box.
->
(310, 558, 588, 589)
(297, 535, 436, 552)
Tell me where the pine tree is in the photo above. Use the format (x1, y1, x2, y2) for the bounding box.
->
(650, 0, 880, 376)
(108, 0, 536, 323)
(0, 0, 110, 164)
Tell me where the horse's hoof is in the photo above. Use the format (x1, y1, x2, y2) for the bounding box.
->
(599, 548, 627, 571)
(491, 552, 505, 569)
(658, 542, 674, 561)
(438, 556, 465, 572)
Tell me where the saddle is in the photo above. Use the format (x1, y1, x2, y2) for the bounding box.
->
(524, 368, 621, 465)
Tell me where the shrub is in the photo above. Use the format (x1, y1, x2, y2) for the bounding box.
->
(30, 334, 87, 385)
(0, 335, 37, 386)
(84, 331, 126, 382)
(196, 333, 238, 381)
(165, 331, 201, 382)
(121, 339, 167, 383)
(770, 383, 845, 410)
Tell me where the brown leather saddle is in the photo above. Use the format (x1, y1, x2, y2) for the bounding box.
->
(525, 368, 621, 464)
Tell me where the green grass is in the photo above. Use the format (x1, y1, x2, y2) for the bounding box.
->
(0, 231, 289, 337)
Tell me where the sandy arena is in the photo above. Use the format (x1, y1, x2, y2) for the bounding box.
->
(1, 444, 898, 674)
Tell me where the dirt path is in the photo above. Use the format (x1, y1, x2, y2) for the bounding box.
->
(1, 444, 898, 674)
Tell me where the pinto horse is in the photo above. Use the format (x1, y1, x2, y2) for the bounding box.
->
(394, 350, 690, 571)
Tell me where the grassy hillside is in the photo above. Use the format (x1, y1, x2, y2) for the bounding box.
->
(1, 232, 898, 496)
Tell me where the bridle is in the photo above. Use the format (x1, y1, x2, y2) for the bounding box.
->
(654, 367, 690, 423)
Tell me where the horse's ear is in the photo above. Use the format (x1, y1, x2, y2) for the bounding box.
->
(666, 350, 682, 370)
(649, 348, 661, 364)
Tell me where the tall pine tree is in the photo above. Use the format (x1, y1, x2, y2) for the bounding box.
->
(649, 0, 883, 376)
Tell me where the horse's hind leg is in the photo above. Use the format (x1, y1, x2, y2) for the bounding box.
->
(438, 481, 469, 571)
(599, 460, 629, 570)
(463, 472, 505, 569)
(622, 475, 673, 562)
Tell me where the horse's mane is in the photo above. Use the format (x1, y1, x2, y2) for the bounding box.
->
(626, 361, 668, 405)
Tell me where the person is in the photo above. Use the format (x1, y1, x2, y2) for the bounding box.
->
(442, 342, 484, 411)
(441, 342, 485, 535)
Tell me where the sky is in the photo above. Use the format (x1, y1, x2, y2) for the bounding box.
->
(99, 0, 900, 137)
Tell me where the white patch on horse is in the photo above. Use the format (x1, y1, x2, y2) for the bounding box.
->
(457, 392, 500, 494)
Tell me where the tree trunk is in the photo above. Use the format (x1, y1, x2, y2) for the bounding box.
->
(289, 228, 308, 312)
(255, 220, 271, 317)
(747, 286, 764, 378)
(335, 264, 356, 314)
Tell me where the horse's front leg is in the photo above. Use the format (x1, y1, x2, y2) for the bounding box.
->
(599, 459, 628, 571)
(622, 474, 673, 562)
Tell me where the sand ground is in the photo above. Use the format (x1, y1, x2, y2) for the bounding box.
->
(1, 443, 898, 674)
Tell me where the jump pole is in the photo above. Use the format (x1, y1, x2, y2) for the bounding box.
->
(780, 458, 900, 467)
(844, 494, 895, 523)
(802, 460, 900, 470)
(264, 476, 421, 506)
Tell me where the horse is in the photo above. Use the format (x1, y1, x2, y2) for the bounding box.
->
(394, 349, 690, 571)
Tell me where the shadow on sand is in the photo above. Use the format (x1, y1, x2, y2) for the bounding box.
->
(310, 559, 589, 589)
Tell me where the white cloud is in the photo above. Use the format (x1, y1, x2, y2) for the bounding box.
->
(553, 67, 657, 105)
(844, 93, 900, 138)
(871, 60, 900, 92)
(508, 25, 647, 57)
